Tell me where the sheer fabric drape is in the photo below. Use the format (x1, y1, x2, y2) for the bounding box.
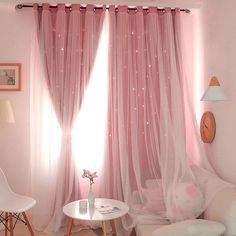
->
(106, 6, 231, 230)
(31, 4, 104, 234)
(30, 4, 232, 235)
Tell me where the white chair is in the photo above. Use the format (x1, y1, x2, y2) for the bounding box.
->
(0, 168, 36, 235)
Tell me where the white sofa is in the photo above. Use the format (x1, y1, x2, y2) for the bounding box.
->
(132, 184, 236, 236)
(204, 187, 236, 236)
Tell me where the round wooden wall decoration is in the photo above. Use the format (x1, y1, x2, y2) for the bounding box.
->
(200, 111, 216, 143)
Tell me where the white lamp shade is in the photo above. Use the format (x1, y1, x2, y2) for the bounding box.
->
(201, 76, 227, 101)
(0, 99, 15, 123)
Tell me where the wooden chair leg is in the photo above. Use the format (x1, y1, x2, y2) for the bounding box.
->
(9, 213, 13, 236)
(22, 212, 35, 236)
(5, 212, 8, 236)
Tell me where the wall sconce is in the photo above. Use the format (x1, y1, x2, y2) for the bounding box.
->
(0, 99, 15, 124)
(200, 76, 226, 143)
(201, 76, 227, 101)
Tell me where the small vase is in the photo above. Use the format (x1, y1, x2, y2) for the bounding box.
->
(88, 184, 95, 206)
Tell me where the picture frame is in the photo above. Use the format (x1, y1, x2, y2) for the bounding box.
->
(0, 63, 21, 91)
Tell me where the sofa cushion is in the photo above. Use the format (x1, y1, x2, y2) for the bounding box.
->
(136, 224, 161, 236)
(152, 219, 225, 236)
(135, 213, 170, 225)
(141, 187, 166, 213)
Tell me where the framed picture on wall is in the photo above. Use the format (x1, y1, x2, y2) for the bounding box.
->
(0, 63, 21, 91)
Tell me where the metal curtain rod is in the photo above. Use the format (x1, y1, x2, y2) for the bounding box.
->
(15, 4, 191, 13)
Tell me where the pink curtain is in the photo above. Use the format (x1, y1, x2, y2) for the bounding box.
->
(30, 4, 231, 235)
(32, 4, 104, 234)
(106, 6, 230, 231)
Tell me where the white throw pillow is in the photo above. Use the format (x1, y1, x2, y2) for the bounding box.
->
(171, 182, 204, 221)
(152, 219, 225, 236)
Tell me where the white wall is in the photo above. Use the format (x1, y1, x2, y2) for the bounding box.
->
(0, 3, 34, 194)
(201, 0, 236, 184)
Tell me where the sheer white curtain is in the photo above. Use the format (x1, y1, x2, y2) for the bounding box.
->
(30, 4, 232, 236)
(30, 4, 105, 235)
(106, 7, 232, 232)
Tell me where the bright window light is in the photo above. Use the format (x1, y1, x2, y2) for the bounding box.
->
(41, 96, 62, 165)
(72, 13, 109, 177)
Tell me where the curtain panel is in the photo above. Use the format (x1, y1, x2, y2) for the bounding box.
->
(105, 7, 230, 232)
(30, 4, 231, 236)
(31, 4, 104, 234)
(106, 6, 189, 226)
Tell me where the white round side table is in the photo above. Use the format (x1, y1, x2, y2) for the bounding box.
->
(63, 198, 129, 236)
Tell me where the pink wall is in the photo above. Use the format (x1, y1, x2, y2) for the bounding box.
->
(0, 4, 34, 194)
(201, 0, 236, 184)
(2, 0, 234, 197)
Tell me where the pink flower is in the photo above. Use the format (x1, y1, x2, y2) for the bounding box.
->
(82, 169, 98, 185)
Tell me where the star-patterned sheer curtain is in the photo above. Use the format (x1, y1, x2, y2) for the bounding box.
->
(104, 6, 231, 234)
(31, 4, 105, 234)
(30, 4, 232, 236)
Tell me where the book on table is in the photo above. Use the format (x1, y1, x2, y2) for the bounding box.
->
(96, 205, 121, 214)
